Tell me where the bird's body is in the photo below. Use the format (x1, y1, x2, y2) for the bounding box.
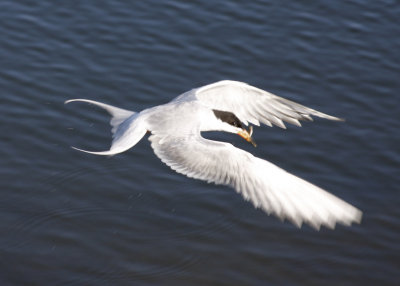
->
(66, 80, 362, 230)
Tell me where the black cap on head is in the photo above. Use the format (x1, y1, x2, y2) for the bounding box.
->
(213, 109, 243, 128)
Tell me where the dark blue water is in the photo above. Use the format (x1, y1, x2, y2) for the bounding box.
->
(1, 1, 399, 285)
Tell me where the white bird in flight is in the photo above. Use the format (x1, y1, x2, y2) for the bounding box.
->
(66, 80, 362, 230)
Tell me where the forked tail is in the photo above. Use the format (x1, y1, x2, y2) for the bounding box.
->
(65, 99, 147, 155)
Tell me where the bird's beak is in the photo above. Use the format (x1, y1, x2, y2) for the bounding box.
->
(237, 126, 257, 147)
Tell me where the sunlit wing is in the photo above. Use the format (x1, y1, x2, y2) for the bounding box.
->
(194, 80, 343, 128)
(149, 133, 362, 230)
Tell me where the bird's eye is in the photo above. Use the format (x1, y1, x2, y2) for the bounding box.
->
(231, 121, 238, 127)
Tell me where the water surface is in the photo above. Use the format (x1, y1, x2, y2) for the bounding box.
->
(0, 1, 399, 285)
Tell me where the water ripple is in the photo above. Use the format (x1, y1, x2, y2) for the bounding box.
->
(4, 163, 240, 250)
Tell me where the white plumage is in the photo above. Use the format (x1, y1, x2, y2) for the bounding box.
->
(65, 80, 362, 230)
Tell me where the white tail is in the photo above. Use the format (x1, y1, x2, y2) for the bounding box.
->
(65, 99, 135, 134)
(65, 99, 147, 155)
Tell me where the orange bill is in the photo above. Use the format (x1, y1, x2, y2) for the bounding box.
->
(237, 126, 257, 147)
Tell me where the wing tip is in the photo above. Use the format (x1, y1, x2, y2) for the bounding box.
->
(313, 112, 346, 122)
(352, 208, 363, 224)
(330, 115, 346, 122)
(280, 205, 362, 231)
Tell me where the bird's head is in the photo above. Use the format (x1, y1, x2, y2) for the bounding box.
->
(212, 109, 257, 147)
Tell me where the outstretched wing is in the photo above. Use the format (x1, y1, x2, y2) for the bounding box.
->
(149, 133, 362, 230)
(193, 80, 343, 128)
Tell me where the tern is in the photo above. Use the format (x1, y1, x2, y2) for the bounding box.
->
(65, 80, 362, 230)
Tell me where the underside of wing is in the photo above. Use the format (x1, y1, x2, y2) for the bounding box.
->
(149, 133, 362, 230)
(194, 80, 343, 128)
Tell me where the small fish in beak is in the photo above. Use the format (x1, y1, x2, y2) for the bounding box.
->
(238, 126, 257, 147)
